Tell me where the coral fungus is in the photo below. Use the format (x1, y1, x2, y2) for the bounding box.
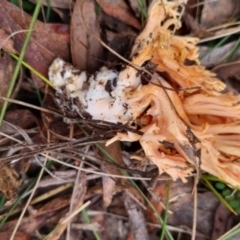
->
(49, 0, 240, 187)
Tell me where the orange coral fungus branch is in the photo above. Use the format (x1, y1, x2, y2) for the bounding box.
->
(49, 0, 240, 188)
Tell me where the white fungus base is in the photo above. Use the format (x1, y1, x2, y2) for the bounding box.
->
(49, 58, 141, 123)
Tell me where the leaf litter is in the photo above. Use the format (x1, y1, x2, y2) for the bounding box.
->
(0, 0, 240, 239)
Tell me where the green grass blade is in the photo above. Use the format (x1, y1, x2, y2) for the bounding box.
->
(202, 177, 236, 214)
(0, 0, 44, 126)
(81, 209, 102, 240)
(160, 180, 170, 240)
(218, 222, 240, 240)
(9, 53, 53, 87)
(137, 0, 147, 24)
(200, 35, 231, 61)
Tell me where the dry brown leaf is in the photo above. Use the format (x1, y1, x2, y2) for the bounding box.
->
(98, 142, 146, 209)
(211, 203, 237, 239)
(99, 12, 137, 36)
(101, 151, 120, 208)
(99, 142, 127, 208)
(29, 0, 74, 9)
(184, 13, 214, 38)
(0, 231, 30, 240)
(145, 182, 166, 226)
(201, 0, 240, 28)
(96, 0, 141, 30)
(0, 163, 22, 200)
(213, 61, 240, 93)
(71, 0, 103, 72)
(124, 194, 148, 240)
(0, 0, 70, 88)
(4, 109, 37, 129)
(167, 180, 219, 237)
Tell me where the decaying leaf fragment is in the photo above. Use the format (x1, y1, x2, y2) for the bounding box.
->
(49, 0, 240, 187)
(0, 163, 22, 199)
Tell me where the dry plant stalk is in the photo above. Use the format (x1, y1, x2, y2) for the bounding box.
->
(49, 0, 240, 188)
